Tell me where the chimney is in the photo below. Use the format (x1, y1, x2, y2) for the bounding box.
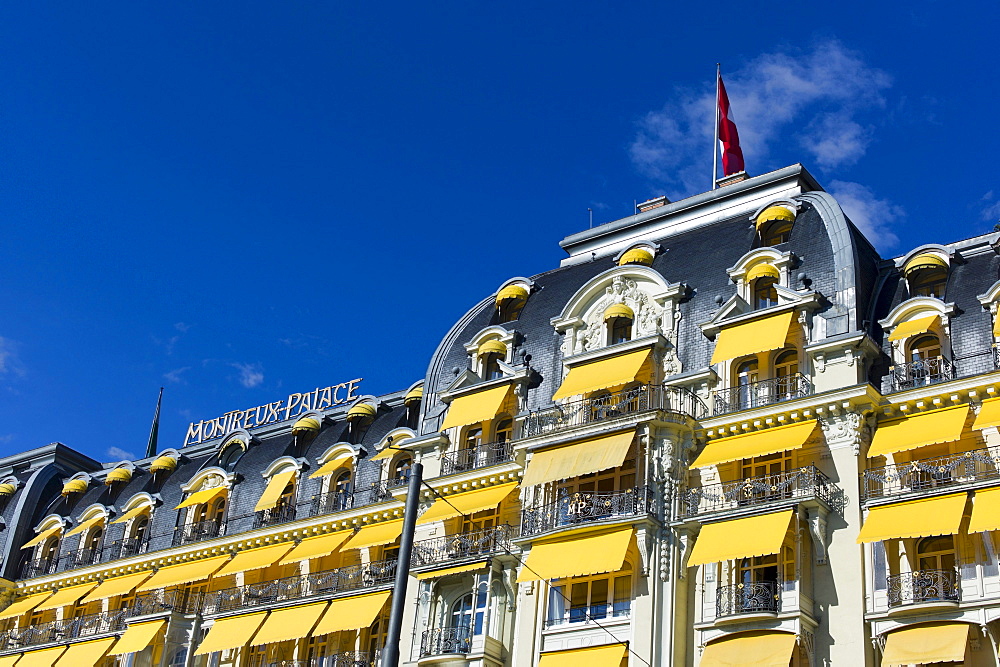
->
(637, 196, 670, 213)
(716, 171, 749, 188)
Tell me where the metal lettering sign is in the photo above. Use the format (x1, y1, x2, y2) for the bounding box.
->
(183, 378, 363, 445)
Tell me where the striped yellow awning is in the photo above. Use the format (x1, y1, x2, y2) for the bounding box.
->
(53, 637, 117, 666)
(21, 526, 62, 550)
(215, 543, 295, 577)
(902, 253, 948, 277)
(688, 510, 794, 567)
(538, 644, 628, 667)
(417, 483, 518, 525)
(309, 453, 354, 479)
(175, 485, 227, 510)
(551, 348, 652, 401)
(700, 631, 797, 667)
(881, 622, 970, 666)
(253, 470, 297, 513)
(135, 556, 230, 592)
(415, 561, 490, 580)
(887, 315, 940, 342)
(277, 531, 352, 565)
(440, 384, 514, 431)
(0, 655, 19, 667)
(108, 619, 166, 656)
(80, 571, 153, 604)
(746, 263, 779, 282)
(968, 487, 1000, 533)
(34, 583, 97, 612)
(710, 311, 796, 366)
(251, 602, 328, 646)
(341, 521, 404, 551)
(691, 421, 817, 469)
(312, 591, 390, 636)
(522, 430, 634, 487)
(868, 405, 968, 458)
(0, 593, 54, 620)
(65, 514, 105, 538)
(857, 493, 968, 543)
(15, 646, 66, 667)
(194, 612, 267, 656)
(756, 205, 796, 227)
(973, 397, 1000, 431)
(111, 505, 149, 525)
(517, 527, 633, 582)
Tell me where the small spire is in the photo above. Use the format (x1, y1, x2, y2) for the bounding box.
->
(145, 387, 163, 459)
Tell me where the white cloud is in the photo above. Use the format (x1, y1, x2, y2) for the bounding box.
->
(163, 367, 191, 384)
(107, 446, 136, 461)
(174, 322, 191, 333)
(980, 191, 1000, 224)
(0, 337, 24, 377)
(232, 362, 264, 389)
(630, 39, 891, 196)
(827, 180, 902, 250)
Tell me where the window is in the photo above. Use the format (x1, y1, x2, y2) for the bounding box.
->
(482, 353, 503, 380)
(733, 357, 759, 410)
(761, 221, 793, 246)
(498, 298, 525, 324)
(753, 277, 778, 309)
(873, 542, 888, 592)
(40, 536, 60, 564)
(916, 535, 956, 573)
(608, 317, 632, 345)
(392, 456, 413, 483)
(910, 268, 947, 299)
(546, 569, 632, 627)
(449, 580, 488, 635)
(909, 334, 942, 362)
(219, 444, 243, 472)
(333, 470, 352, 499)
(558, 445, 636, 497)
(464, 425, 483, 451)
(740, 450, 792, 480)
(493, 418, 513, 444)
(84, 527, 103, 554)
(461, 507, 499, 534)
(773, 349, 799, 401)
(131, 515, 149, 543)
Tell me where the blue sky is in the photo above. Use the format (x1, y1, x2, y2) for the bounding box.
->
(0, 2, 997, 464)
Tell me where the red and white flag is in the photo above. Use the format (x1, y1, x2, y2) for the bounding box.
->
(717, 74, 744, 176)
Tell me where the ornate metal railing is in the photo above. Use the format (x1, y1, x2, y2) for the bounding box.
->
(69, 547, 102, 568)
(172, 519, 226, 547)
(887, 356, 954, 393)
(521, 384, 708, 438)
(440, 441, 514, 476)
(520, 486, 656, 536)
(411, 525, 513, 568)
(545, 598, 632, 627)
(716, 581, 781, 616)
(712, 373, 812, 414)
(116, 537, 150, 559)
(887, 569, 960, 607)
(419, 626, 472, 657)
(253, 503, 298, 530)
(19, 558, 58, 579)
(202, 558, 397, 615)
(862, 445, 1000, 499)
(0, 610, 127, 651)
(310, 491, 355, 516)
(678, 467, 844, 518)
(267, 655, 379, 667)
(127, 588, 197, 616)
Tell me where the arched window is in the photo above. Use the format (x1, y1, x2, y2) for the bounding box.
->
(493, 418, 513, 444)
(131, 515, 149, 543)
(774, 349, 799, 401)
(609, 317, 632, 345)
(84, 527, 103, 563)
(219, 444, 243, 472)
(495, 284, 529, 324)
(451, 593, 474, 631)
(482, 353, 503, 381)
(393, 456, 413, 484)
(40, 535, 60, 565)
(761, 221, 793, 246)
(753, 277, 778, 309)
(909, 334, 942, 362)
(916, 536, 956, 578)
(910, 268, 947, 299)
(734, 358, 759, 410)
(124, 514, 150, 557)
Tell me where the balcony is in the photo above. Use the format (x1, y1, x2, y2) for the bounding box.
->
(520, 486, 656, 537)
(678, 466, 844, 519)
(19, 558, 58, 579)
(545, 598, 631, 628)
(202, 558, 397, 615)
(311, 481, 400, 518)
(0, 610, 126, 652)
(712, 374, 812, 415)
(887, 569, 960, 609)
(440, 441, 514, 476)
(521, 384, 708, 439)
(172, 519, 226, 547)
(69, 547, 102, 569)
(267, 653, 380, 667)
(886, 356, 953, 393)
(253, 504, 298, 530)
(116, 537, 150, 559)
(411, 525, 513, 570)
(862, 445, 1000, 500)
(127, 588, 199, 616)
(419, 626, 472, 658)
(716, 581, 780, 618)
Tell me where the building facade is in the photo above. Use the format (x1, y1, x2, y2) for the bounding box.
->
(0, 164, 997, 666)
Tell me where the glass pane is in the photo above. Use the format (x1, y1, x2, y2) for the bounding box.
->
(546, 586, 566, 625)
(613, 575, 631, 616)
(569, 583, 589, 623)
(590, 579, 609, 619)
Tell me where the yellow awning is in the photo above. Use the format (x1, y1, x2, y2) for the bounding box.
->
(61, 479, 88, 497)
(309, 453, 354, 479)
(688, 510, 793, 567)
(149, 455, 177, 472)
(135, 556, 230, 592)
(253, 471, 297, 513)
(902, 253, 949, 276)
(369, 446, 401, 462)
(14, 647, 66, 667)
(881, 622, 970, 666)
(277, 531, 352, 565)
(174, 485, 227, 510)
(0, 655, 19, 667)
(857, 492, 968, 543)
(522, 430, 635, 487)
(417, 483, 518, 525)
(193, 612, 267, 655)
(691, 421, 818, 469)
(105, 468, 132, 485)
(21, 526, 62, 550)
(969, 487, 1000, 533)
(710, 310, 796, 366)
(537, 644, 628, 667)
(341, 521, 404, 551)
(440, 384, 514, 431)
(756, 205, 796, 227)
(53, 637, 116, 666)
(973, 397, 1000, 431)
(80, 572, 153, 604)
(415, 561, 489, 580)
(868, 405, 969, 458)
(251, 602, 328, 646)
(111, 505, 149, 525)
(312, 591, 391, 636)
(65, 515, 105, 538)
(108, 620, 166, 656)
(887, 314, 940, 342)
(0, 593, 53, 620)
(517, 527, 633, 582)
(215, 543, 295, 577)
(746, 263, 779, 282)
(551, 349, 652, 400)
(994, 315, 1000, 339)
(700, 631, 798, 667)
(34, 583, 97, 612)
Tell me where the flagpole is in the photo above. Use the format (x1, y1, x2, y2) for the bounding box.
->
(712, 63, 720, 190)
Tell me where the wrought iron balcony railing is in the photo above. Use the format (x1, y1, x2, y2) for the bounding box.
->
(678, 466, 844, 518)
(0, 610, 127, 651)
(716, 581, 781, 617)
(202, 558, 397, 615)
(520, 486, 656, 537)
(127, 588, 198, 616)
(887, 356, 954, 393)
(310, 480, 399, 519)
(19, 558, 58, 579)
(310, 490, 355, 516)
(172, 519, 226, 547)
(419, 626, 472, 658)
(545, 598, 631, 627)
(268, 654, 379, 667)
(69, 547, 102, 568)
(712, 373, 812, 415)
(887, 569, 960, 608)
(522, 384, 708, 439)
(253, 504, 298, 530)
(116, 537, 150, 559)
(411, 525, 513, 568)
(862, 445, 1000, 500)
(440, 441, 514, 476)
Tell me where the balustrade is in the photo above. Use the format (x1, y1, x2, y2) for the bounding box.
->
(887, 356, 953, 392)
(862, 445, 1000, 499)
(716, 581, 781, 617)
(520, 486, 656, 536)
(419, 626, 472, 657)
(0, 610, 126, 651)
(678, 467, 843, 518)
(172, 519, 226, 547)
(411, 525, 513, 568)
(712, 373, 812, 414)
(253, 503, 298, 530)
(887, 569, 960, 608)
(440, 441, 514, 476)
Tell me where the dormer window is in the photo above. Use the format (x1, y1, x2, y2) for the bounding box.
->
(495, 284, 530, 324)
(755, 205, 797, 246)
(909, 334, 941, 363)
(477, 340, 507, 380)
(902, 253, 949, 299)
(219, 441, 244, 472)
(604, 304, 634, 345)
(753, 277, 778, 309)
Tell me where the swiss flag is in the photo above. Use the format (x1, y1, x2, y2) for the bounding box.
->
(717, 75, 745, 176)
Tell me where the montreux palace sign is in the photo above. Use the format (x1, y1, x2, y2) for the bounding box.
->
(183, 378, 363, 446)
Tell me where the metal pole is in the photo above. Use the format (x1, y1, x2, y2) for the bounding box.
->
(382, 460, 423, 667)
(712, 63, 720, 190)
